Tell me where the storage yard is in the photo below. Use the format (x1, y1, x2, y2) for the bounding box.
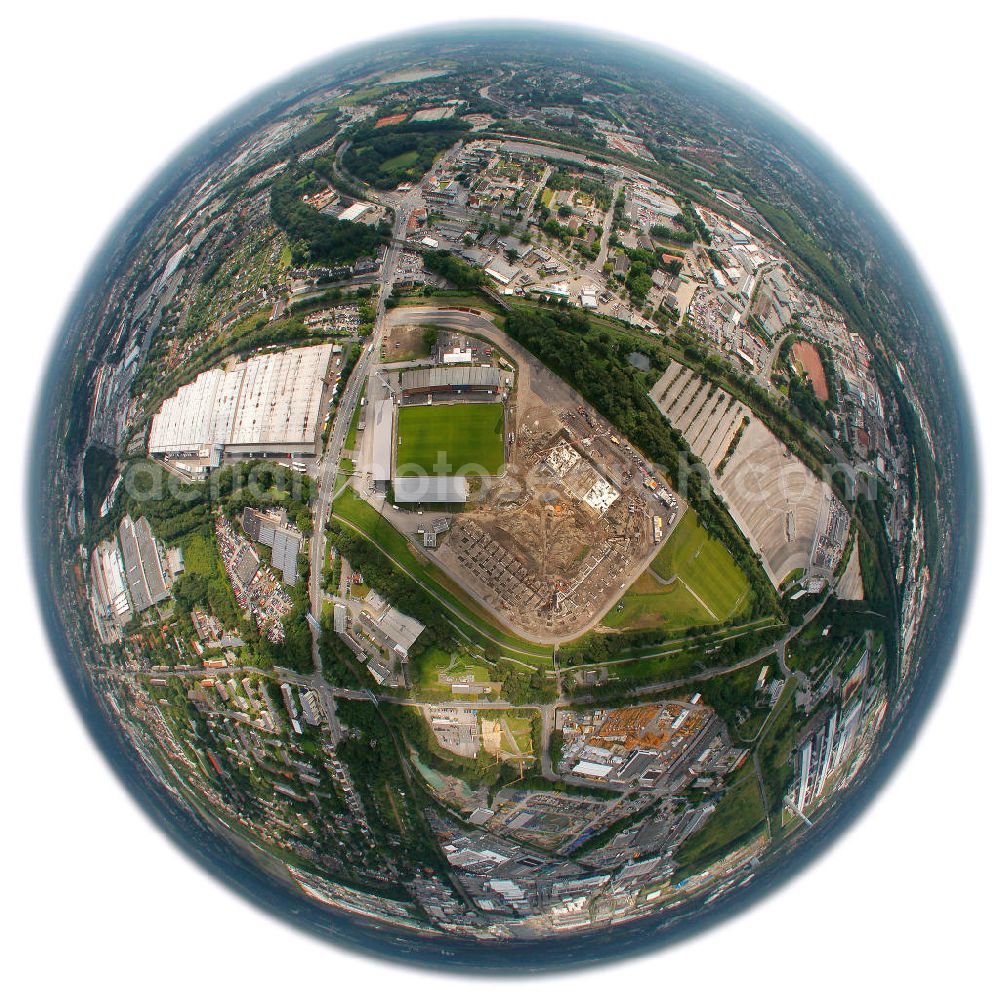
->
(555, 701, 745, 793)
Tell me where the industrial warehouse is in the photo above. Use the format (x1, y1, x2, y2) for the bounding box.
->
(90, 515, 178, 642)
(148, 344, 335, 476)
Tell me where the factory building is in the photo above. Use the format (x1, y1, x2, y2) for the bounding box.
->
(90, 539, 132, 626)
(90, 516, 173, 637)
(356, 591, 425, 664)
(242, 507, 302, 585)
(118, 515, 171, 613)
(148, 344, 333, 476)
(337, 202, 371, 222)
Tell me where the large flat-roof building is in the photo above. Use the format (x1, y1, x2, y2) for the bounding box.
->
(90, 516, 172, 639)
(90, 539, 131, 627)
(118, 514, 171, 613)
(357, 591, 425, 662)
(148, 344, 333, 476)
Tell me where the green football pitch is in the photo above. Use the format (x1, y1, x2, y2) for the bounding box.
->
(395, 402, 505, 476)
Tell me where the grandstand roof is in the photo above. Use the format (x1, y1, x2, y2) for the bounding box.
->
(400, 365, 500, 393)
(393, 476, 469, 505)
(371, 398, 395, 483)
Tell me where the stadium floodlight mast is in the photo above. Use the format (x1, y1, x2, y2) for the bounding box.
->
(375, 368, 396, 402)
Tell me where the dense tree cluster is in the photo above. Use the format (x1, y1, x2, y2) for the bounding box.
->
(421, 249, 486, 290)
(343, 119, 469, 189)
(270, 168, 386, 266)
(649, 197, 709, 247)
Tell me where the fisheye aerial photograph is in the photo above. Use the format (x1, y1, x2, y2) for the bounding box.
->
(21, 11, 983, 984)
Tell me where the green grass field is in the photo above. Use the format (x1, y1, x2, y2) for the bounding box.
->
(602, 571, 713, 630)
(673, 774, 766, 879)
(380, 148, 419, 172)
(651, 510, 750, 621)
(396, 402, 505, 476)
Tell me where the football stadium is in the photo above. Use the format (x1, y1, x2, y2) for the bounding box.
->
(384, 364, 508, 505)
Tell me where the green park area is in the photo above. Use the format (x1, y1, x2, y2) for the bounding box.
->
(673, 774, 766, 879)
(395, 401, 505, 476)
(479, 710, 536, 758)
(342, 119, 468, 189)
(410, 647, 497, 700)
(604, 509, 750, 630)
(380, 149, 420, 172)
(603, 570, 716, 630)
(651, 510, 750, 620)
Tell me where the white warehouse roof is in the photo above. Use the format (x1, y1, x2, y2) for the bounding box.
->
(338, 202, 371, 222)
(572, 760, 613, 779)
(149, 344, 333, 458)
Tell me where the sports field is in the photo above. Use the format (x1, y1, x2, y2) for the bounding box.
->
(651, 509, 750, 620)
(395, 402, 505, 476)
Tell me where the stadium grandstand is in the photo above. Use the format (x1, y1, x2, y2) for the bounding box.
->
(399, 365, 501, 398)
(393, 476, 470, 505)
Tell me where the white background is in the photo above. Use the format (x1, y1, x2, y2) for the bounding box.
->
(3, 2, 997, 996)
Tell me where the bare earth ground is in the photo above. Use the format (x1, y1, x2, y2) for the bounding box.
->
(382, 323, 430, 363)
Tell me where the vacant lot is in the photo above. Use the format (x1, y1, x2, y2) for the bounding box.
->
(791, 340, 829, 401)
(384, 324, 433, 363)
(651, 509, 750, 621)
(396, 402, 505, 476)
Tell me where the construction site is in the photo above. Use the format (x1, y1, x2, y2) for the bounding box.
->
(364, 311, 684, 643)
(436, 389, 677, 641)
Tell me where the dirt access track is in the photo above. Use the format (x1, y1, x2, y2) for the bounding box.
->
(380, 306, 683, 645)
